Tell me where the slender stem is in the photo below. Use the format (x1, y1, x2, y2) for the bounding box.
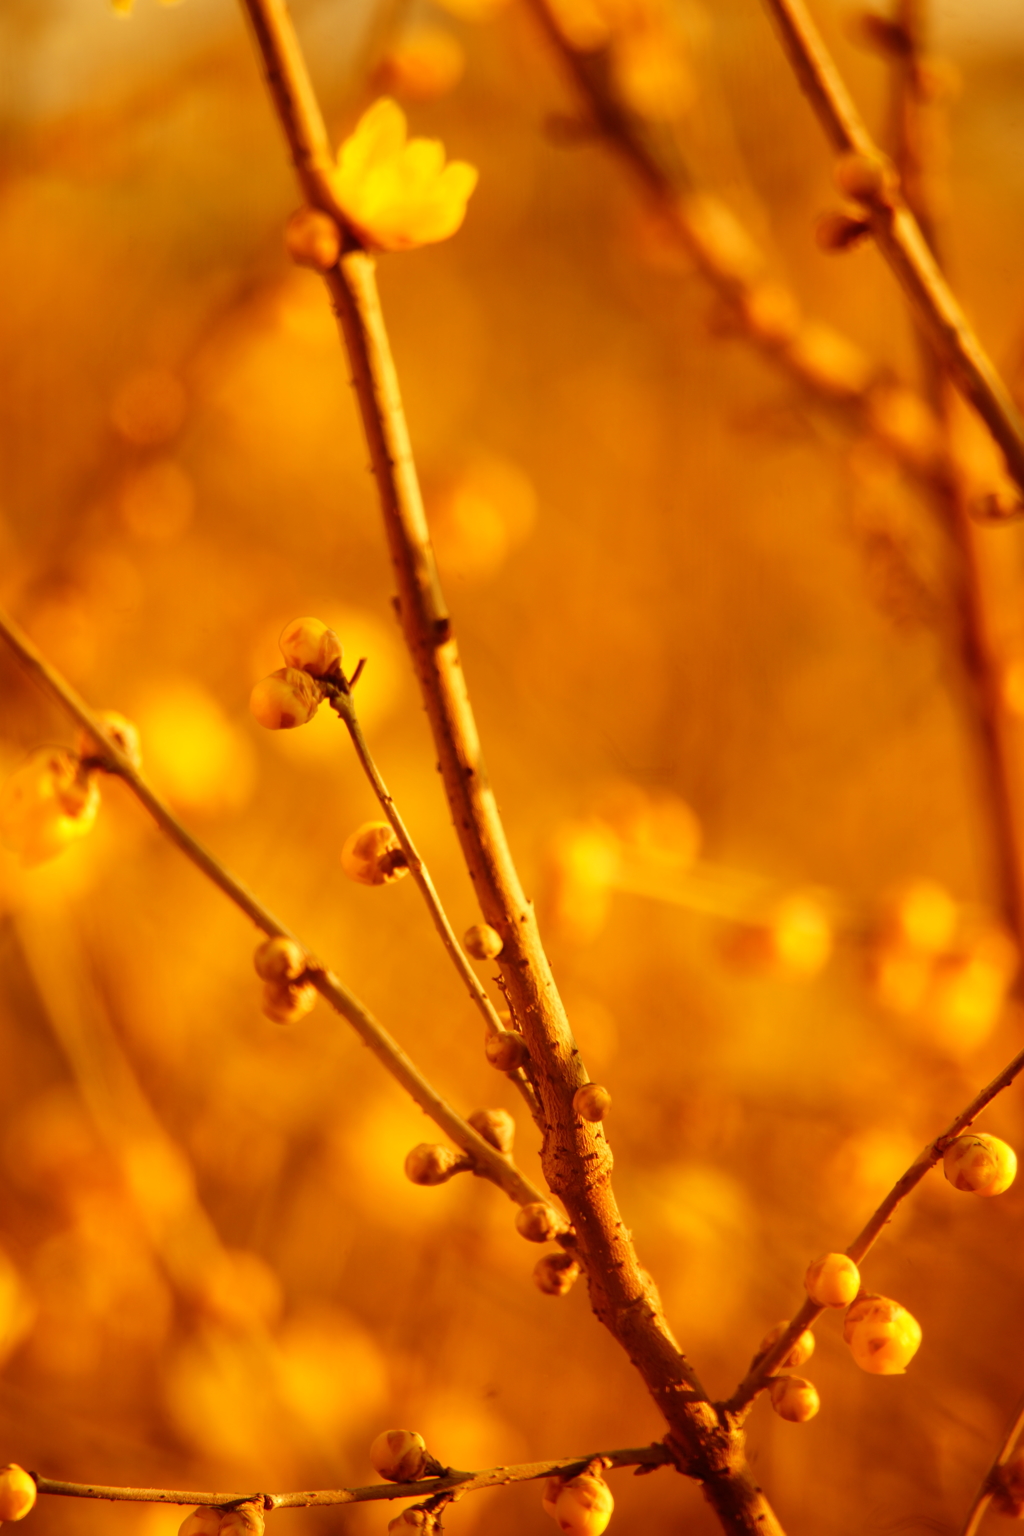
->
(34, 1444, 673, 1509)
(959, 1388, 1024, 1536)
(760, 0, 1024, 505)
(0, 605, 546, 1212)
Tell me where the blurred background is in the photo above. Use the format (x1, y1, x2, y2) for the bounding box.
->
(2, 0, 1024, 1532)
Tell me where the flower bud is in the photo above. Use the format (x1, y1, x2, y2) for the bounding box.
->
(388, 1512, 433, 1536)
(0, 748, 101, 866)
(573, 1084, 611, 1122)
(542, 1472, 614, 1536)
(463, 922, 503, 959)
(285, 209, 343, 272)
(769, 1375, 820, 1423)
(178, 1511, 223, 1536)
(843, 1295, 921, 1374)
(515, 1202, 563, 1243)
(815, 210, 871, 253)
(278, 616, 344, 678)
(943, 1133, 1017, 1196)
(534, 1251, 581, 1297)
(0, 1467, 36, 1522)
(261, 978, 317, 1025)
(756, 1322, 816, 1370)
(75, 710, 143, 770)
(404, 1144, 468, 1186)
(484, 1029, 528, 1071)
(879, 879, 957, 954)
(468, 1108, 515, 1153)
(341, 822, 408, 886)
(220, 1506, 265, 1536)
(804, 1252, 860, 1308)
(254, 936, 307, 983)
(990, 1449, 1024, 1518)
(249, 667, 323, 729)
(834, 151, 898, 205)
(370, 1428, 431, 1482)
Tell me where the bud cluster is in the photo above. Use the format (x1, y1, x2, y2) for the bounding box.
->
(249, 617, 346, 733)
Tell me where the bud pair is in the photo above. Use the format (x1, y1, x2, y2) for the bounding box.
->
(249, 617, 346, 732)
(254, 937, 316, 1025)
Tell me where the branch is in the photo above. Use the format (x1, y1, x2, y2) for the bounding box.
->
(0, 604, 545, 1214)
(959, 1388, 1024, 1536)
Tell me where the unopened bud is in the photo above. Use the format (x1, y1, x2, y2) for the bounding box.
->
(0, 748, 101, 866)
(404, 1143, 468, 1186)
(468, 1108, 515, 1153)
(815, 210, 871, 252)
(542, 1472, 614, 1536)
(804, 1252, 860, 1308)
(484, 1029, 528, 1071)
(464, 922, 503, 960)
(756, 1322, 816, 1370)
(515, 1202, 563, 1243)
(0, 1467, 36, 1523)
(834, 151, 898, 205)
(943, 1133, 1017, 1196)
(573, 1083, 611, 1122)
(249, 667, 323, 729)
(388, 1512, 434, 1536)
(370, 1428, 432, 1482)
(769, 1375, 820, 1423)
(285, 208, 343, 272)
(254, 936, 307, 983)
(178, 1511, 223, 1536)
(278, 616, 344, 678)
(220, 1506, 265, 1536)
(843, 1295, 921, 1374)
(261, 978, 317, 1025)
(534, 1251, 581, 1297)
(341, 822, 408, 886)
(990, 1449, 1024, 1518)
(75, 710, 143, 770)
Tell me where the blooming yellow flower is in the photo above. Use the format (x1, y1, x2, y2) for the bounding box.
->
(330, 98, 478, 253)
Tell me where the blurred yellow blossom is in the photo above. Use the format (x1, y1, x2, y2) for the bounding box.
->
(330, 98, 478, 253)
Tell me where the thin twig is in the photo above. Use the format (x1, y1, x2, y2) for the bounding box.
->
(0, 604, 546, 1213)
(959, 1388, 1024, 1536)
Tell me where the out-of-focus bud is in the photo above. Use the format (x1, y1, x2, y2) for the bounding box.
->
(515, 1202, 564, 1243)
(843, 1295, 921, 1374)
(220, 1505, 265, 1536)
(278, 616, 344, 679)
(534, 1251, 581, 1297)
(879, 879, 958, 955)
(463, 922, 503, 960)
(178, 1511, 223, 1536)
(943, 1133, 1017, 1196)
(756, 1322, 816, 1370)
(768, 1375, 820, 1423)
(374, 27, 465, 102)
(815, 210, 871, 253)
(542, 1472, 614, 1536)
(249, 668, 323, 730)
(285, 209, 343, 272)
(848, 11, 911, 57)
(254, 936, 307, 983)
(0, 748, 101, 866)
(990, 1448, 1024, 1518)
(741, 282, 802, 347)
(834, 151, 898, 205)
(261, 978, 317, 1025)
(484, 1029, 528, 1070)
(468, 1108, 515, 1153)
(573, 1084, 611, 1122)
(341, 822, 408, 886)
(404, 1144, 468, 1186)
(370, 1428, 432, 1482)
(75, 710, 143, 770)
(724, 892, 832, 979)
(0, 1467, 37, 1522)
(927, 927, 1018, 1053)
(804, 1252, 860, 1308)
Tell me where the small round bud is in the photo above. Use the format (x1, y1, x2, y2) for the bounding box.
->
(220, 1506, 265, 1536)
(0, 748, 101, 866)
(573, 1083, 611, 1122)
(815, 210, 871, 253)
(463, 922, 503, 960)
(285, 208, 343, 272)
(769, 1375, 820, 1423)
(178, 1511, 223, 1536)
(341, 822, 408, 886)
(249, 667, 323, 730)
(943, 1133, 1017, 1196)
(75, 710, 143, 770)
(843, 1295, 922, 1375)
(515, 1202, 563, 1243)
(534, 1251, 581, 1297)
(468, 1108, 515, 1153)
(254, 936, 307, 983)
(990, 1449, 1024, 1518)
(543, 1472, 614, 1536)
(484, 1029, 528, 1071)
(834, 151, 898, 205)
(756, 1322, 816, 1370)
(370, 1428, 431, 1482)
(261, 978, 317, 1025)
(805, 1252, 860, 1309)
(404, 1144, 468, 1186)
(0, 1467, 36, 1522)
(388, 1512, 433, 1536)
(278, 616, 344, 678)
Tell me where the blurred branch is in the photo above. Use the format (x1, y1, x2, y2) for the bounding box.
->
(959, 1388, 1024, 1536)
(0, 604, 546, 1214)
(724, 1036, 1024, 1417)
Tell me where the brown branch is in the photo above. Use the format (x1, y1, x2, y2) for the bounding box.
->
(959, 1388, 1024, 1536)
(0, 604, 545, 1213)
(236, 3, 786, 1531)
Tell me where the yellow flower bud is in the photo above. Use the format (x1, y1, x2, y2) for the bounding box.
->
(467, 1108, 515, 1153)
(220, 1506, 265, 1536)
(769, 1376, 820, 1423)
(756, 1322, 816, 1370)
(804, 1252, 860, 1308)
(542, 1472, 614, 1536)
(573, 1083, 611, 1122)
(341, 821, 408, 886)
(249, 667, 323, 729)
(843, 1295, 922, 1374)
(943, 1133, 1017, 1195)
(0, 748, 101, 866)
(879, 879, 957, 954)
(253, 936, 307, 983)
(404, 1143, 468, 1186)
(370, 1428, 431, 1482)
(75, 710, 143, 770)
(463, 922, 503, 960)
(284, 208, 343, 272)
(990, 1449, 1024, 1518)
(484, 1028, 528, 1070)
(278, 616, 344, 678)
(515, 1202, 563, 1243)
(0, 1466, 36, 1522)
(387, 1512, 433, 1536)
(534, 1251, 581, 1297)
(178, 1511, 224, 1536)
(261, 978, 317, 1025)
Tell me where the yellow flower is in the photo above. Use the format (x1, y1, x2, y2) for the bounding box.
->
(331, 98, 478, 253)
